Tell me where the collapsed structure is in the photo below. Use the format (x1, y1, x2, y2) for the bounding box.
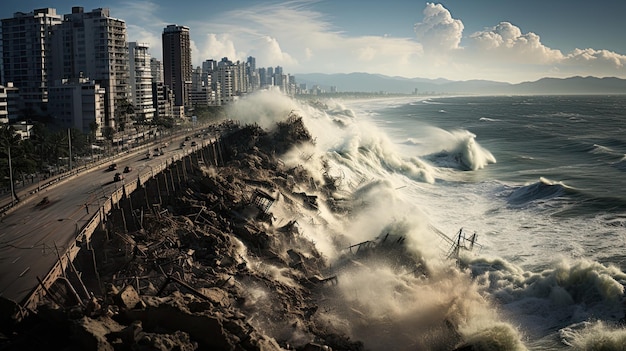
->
(0, 113, 479, 350)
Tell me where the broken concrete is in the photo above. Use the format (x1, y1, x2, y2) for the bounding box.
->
(0, 116, 364, 351)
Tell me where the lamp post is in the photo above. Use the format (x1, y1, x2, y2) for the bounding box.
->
(8, 144, 15, 206)
(68, 128, 72, 171)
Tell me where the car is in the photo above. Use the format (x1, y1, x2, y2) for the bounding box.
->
(123, 166, 132, 173)
(184, 136, 191, 141)
(107, 163, 117, 171)
(113, 172, 124, 182)
(180, 142, 186, 148)
(191, 141, 197, 147)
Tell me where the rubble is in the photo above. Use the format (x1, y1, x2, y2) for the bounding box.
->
(0, 115, 364, 351)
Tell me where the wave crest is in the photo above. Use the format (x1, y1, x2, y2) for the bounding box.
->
(423, 129, 497, 171)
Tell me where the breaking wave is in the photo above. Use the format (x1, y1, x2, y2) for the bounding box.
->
(421, 129, 497, 171)
(507, 177, 571, 206)
(227, 91, 626, 350)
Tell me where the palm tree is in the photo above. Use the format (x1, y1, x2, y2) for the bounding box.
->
(48, 130, 69, 173)
(0, 125, 23, 203)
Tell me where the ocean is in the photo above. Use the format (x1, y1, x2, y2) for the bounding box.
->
(231, 92, 626, 350)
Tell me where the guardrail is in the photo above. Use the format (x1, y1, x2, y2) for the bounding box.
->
(21, 143, 195, 310)
(0, 126, 197, 218)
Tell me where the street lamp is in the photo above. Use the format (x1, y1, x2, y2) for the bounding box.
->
(8, 144, 16, 206)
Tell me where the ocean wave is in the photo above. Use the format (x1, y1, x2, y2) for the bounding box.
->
(559, 321, 626, 350)
(589, 143, 617, 155)
(611, 155, 626, 172)
(479, 117, 501, 122)
(422, 129, 497, 171)
(506, 177, 572, 206)
(467, 255, 626, 342)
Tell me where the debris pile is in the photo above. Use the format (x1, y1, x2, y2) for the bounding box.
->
(0, 115, 364, 351)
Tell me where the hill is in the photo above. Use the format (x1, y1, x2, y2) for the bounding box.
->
(294, 73, 626, 95)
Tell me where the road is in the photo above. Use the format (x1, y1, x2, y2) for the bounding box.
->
(0, 132, 204, 305)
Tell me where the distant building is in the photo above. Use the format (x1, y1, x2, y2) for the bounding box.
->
(190, 66, 216, 107)
(162, 25, 192, 109)
(150, 58, 164, 84)
(1, 8, 62, 113)
(48, 76, 106, 138)
(152, 82, 174, 121)
(128, 42, 155, 123)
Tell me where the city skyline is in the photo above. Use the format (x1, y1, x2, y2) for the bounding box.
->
(1, 1, 626, 83)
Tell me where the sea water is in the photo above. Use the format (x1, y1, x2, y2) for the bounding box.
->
(230, 92, 626, 350)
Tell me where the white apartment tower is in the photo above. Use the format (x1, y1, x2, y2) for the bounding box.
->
(1, 8, 62, 113)
(216, 59, 234, 105)
(128, 42, 155, 123)
(48, 7, 129, 131)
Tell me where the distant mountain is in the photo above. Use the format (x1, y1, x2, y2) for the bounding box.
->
(293, 73, 626, 95)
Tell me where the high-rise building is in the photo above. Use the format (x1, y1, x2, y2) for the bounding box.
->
(48, 7, 129, 131)
(162, 24, 191, 109)
(1, 8, 62, 114)
(128, 42, 155, 123)
(150, 58, 163, 84)
(246, 56, 259, 92)
(215, 64, 234, 105)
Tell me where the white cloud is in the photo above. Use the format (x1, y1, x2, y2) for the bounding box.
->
(196, 33, 242, 63)
(413, 3, 464, 52)
(467, 22, 563, 64)
(119, 0, 626, 83)
(251, 36, 297, 66)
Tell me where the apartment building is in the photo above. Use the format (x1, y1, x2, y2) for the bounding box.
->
(162, 25, 191, 109)
(1, 8, 62, 113)
(48, 77, 106, 138)
(48, 7, 129, 131)
(129, 42, 155, 123)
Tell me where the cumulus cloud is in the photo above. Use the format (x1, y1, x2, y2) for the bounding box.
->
(197, 33, 242, 63)
(118, 0, 626, 82)
(186, 1, 422, 74)
(251, 36, 297, 66)
(468, 22, 563, 64)
(413, 3, 464, 52)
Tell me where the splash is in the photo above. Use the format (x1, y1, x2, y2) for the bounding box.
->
(227, 91, 523, 349)
(560, 321, 626, 350)
(421, 128, 497, 171)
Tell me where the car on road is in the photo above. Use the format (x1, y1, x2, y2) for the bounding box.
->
(114, 172, 124, 182)
(123, 166, 132, 173)
(107, 163, 117, 171)
(191, 141, 197, 147)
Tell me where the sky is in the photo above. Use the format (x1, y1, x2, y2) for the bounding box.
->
(2, 0, 626, 83)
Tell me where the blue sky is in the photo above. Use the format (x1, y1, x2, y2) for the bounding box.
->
(2, 0, 626, 83)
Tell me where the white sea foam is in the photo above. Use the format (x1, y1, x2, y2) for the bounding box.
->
(229, 91, 626, 350)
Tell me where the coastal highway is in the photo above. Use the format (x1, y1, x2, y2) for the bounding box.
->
(0, 134, 202, 306)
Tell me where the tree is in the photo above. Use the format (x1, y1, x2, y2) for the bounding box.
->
(0, 125, 23, 200)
